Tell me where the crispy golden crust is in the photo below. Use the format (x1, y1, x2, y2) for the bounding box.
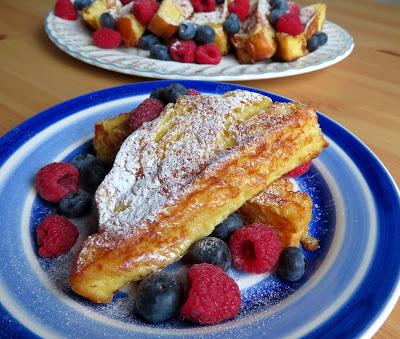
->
(116, 15, 146, 47)
(70, 94, 327, 303)
(147, 14, 179, 39)
(239, 177, 312, 247)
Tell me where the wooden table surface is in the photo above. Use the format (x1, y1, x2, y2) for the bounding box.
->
(0, 0, 399, 337)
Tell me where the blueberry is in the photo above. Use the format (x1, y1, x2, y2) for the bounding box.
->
(186, 237, 232, 271)
(315, 31, 328, 46)
(223, 13, 241, 34)
(100, 12, 115, 29)
(70, 153, 96, 173)
(74, 0, 92, 10)
(162, 83, 188, 104)
(268, 9, 286, 26)
(211, 213, 244, 241)
(81, 159, 111, 192)
(195, 25, 216, 45)
(307, 35, 319, 52)
(150, 44, 170, 61)
(270, 0, 288, 11)
(59, 191, 91, 218)
(150, 87, 165, 101)
(278, 247, 306, 282)
(139, 34, 161, 51)
(135, 271, 183, 323)
(216, 0, 224, 4)
(178, 21, 197, 40)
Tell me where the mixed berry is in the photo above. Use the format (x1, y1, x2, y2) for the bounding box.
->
(33, 83, 315, 325)
(53, 0, 328, 65)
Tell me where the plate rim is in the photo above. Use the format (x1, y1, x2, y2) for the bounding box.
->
(44, 12, 355, 81)
(0, 80, 399, 338)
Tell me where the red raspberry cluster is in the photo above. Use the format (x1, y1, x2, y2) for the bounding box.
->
(275, 2, 303, 36)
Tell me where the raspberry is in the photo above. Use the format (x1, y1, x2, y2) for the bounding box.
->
(276, 14, 303, 36)
(195, 43, 221, 65)
(286, 161, 311, 177)
(170, 40, 197, 63)
(132, 0, 159, 25)
(54, 0, 77, 20)
(93, 28, 122, 49)
(35, 163, 80, 203)
(191, 0, 216, 12)
(228, 0, 250, 22)
(180, 264, 241, 324)
(121, 0, 134, 4)
(187, 88, 201, 95)
(229, 224, 282, 273)
(36, 215, 79, 258)
(287, 1, 301, 17)
(129, 98, 165, 132)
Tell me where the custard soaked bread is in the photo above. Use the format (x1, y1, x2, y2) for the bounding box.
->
(71, 91, 327, 303)
(239, 177, 312, 247)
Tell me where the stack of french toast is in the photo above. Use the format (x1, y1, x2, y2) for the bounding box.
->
(70, 86, 327, 303)
(78, 0, 327, 64)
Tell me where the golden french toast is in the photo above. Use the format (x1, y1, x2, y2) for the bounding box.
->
(275, 3, 327, 61)
(239, 177, 312, 247)
(190, 0, 230, 55)
(93, 113, 130, 163)
(230, 0, 277, 64)
(116, 14, 146, 47)
(148, 0, 194, 39)
(71, 91, 327, 303)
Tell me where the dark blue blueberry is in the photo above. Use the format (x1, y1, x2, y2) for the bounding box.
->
(195, 25, 216, 45)
(74, 0, 93, 11)
(178, 21, 197, 40)
(186, 237, 232, 271)
(211, 213, 244, 241)
(307, 35, 319, 52)
(315, 31, 328, 46)
(81, 159, 111, 192)
(150, 44, 170, 61)
(135, 271, 183, 323)
(100, 12, 115, 29)
(223, 13, 241, 34)
(58, 191, 91, 218)
(70, 153, 95, 173)
(216, 0, 224, 4)
(162, 83, 188, 104)
(268, 9, 286, 26)
(278, 247, 306, 282)
(139, 34, 161, 50)
(270, 0, 288, 12)
(150, 87, 165, 101)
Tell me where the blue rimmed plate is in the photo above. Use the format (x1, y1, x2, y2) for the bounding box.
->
(0, 81, 398, 338)
(45, 13, 354, 81)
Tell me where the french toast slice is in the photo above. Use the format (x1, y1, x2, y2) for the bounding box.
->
(239, 177, 312, 247)
(71, 91, 327, 303)
(148, 0, 194, 39)
(230, 0, 277, 63)
(275, 3, 327, 61)
(116, 14, 146, 47)
(190, 0, 230, 55)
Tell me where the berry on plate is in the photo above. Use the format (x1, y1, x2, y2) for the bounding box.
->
(128, 98, 165, 132)
(270, 0, 288, 12)
(58, 190, 92, 218)
(135, 271, 183, 323)
(180, 263, 241, 324)
(35, 162, 80, 203)
(278, 247, 306, 281)
(139, 34, 161, 50)
(92, 28, 122, 49)
(195, 43, 222, 64)
(162, 83, 188, 104)
(228, 0, 250, 22)
(223, 13, 241, 34)
(211, 212, 244, 241)
(186, 237, 232, 271)
(287, 1, 300, 16)
(170, 40, 197, 63)
(191, 0, 216, 13)
(187, 88, 201, 95)
(132, 0, 159, 26)
(81, 159, 111, 192)
(307, 35, 319, 52)
(100, 12, 115, 29)
(229, 223, 282, 273)
(36, 215, 79, 258)
(177, 21, 197, 40)
(149, 44, 170, 61)
(285, 161, 311, 177)
(54, 0, 78, 20)
(315, 31, 328, 46)
(194, 25, 216, 45)
(268, 8, 286, 26)
(74, 0, 92, 11)
(276, 14, 303, 36)
(70, 153, 96, 173)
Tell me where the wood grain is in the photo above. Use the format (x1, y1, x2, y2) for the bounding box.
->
(0, 0, 399, 337)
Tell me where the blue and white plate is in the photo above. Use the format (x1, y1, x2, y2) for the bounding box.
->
(0, 81, 398, 338)
(45, 13, 354, 81)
